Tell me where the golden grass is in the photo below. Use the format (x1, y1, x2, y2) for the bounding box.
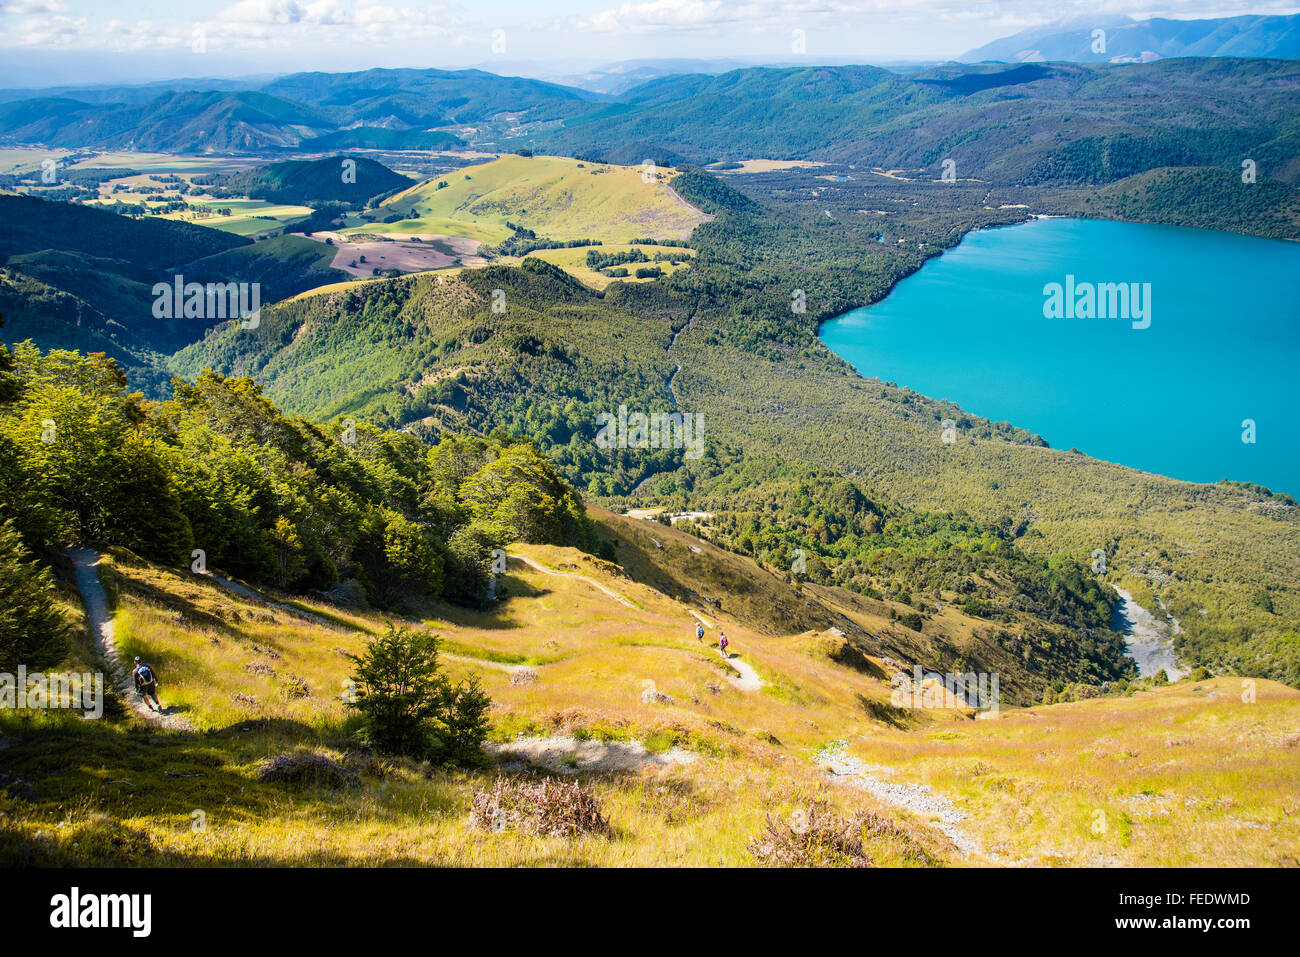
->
(5, 536, 1296, 867)
(363, 155, 707, 244)
(845, 677, 1300, 866)
(518, 244, 695, 290)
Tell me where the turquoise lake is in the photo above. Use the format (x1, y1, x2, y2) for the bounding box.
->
(819, 217, 1300, 495)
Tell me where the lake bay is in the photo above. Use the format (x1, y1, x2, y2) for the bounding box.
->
(819, 217, 1300, 494)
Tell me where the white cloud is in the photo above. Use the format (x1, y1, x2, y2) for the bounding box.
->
(2, 0, 1299, 60)
(570, 0, 1300, 35)
(0, 0, 70, 14)
(217, 0, 347, 27)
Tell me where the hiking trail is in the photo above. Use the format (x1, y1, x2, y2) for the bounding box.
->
(817, 741, 999, 863)
(199, 569, 346, 630)
(509, 553, 637, 608)
(66, 548, 193, 731)
(689, 610, 762, 690)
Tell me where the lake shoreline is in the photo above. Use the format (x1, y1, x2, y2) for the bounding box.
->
(816, 216, 1299, 496)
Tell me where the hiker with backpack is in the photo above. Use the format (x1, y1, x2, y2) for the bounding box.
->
(719, 633, 729, 658)
(132, 657, 161, 712)
(695, 621, 705, 642)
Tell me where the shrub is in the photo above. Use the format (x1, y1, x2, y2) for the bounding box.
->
(469, 777, 611, 838)
(257, 751, 360, 788)
(897, 612, 924, 632)
(347, 623, 491, 763)
(433, 674, 492, 766)
(748, 801, 877, 868)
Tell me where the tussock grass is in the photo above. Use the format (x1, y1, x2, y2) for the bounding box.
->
(9, 537, 1295, 867)
(844, 677, 1300, 866)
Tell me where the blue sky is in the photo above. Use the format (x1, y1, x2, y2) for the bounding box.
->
(2, 0, 1298, 86)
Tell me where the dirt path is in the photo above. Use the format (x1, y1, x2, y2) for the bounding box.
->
(488, 735, 696, 773)
(721, 652, 763, 691)
(688, 609, 715, 630)
(687, 610, 762, 691)
(660, 183, 714, 237)
(509, 553, 638, 609)
(441, 652, 533, 675)
(817, 741, 997, 863)
(66, 548, 193, 731)
(199, 569, 348, 630)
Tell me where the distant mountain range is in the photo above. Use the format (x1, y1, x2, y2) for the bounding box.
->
(962, 13, 1300, 63)
(0, 67, 600, 153)
(2, 56, 1298, 189)
(535, 59, 1300, 186)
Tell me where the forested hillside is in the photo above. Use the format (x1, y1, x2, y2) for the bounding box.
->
(537, 59, 1300, 186)
(962, 12, 1300, 62)
(0, 67, 602, 154)
(0, 339, 596, 634)
(209, 156, 414, 208)
(174, 165, 1300, 687)
(0, 196, 347, 384)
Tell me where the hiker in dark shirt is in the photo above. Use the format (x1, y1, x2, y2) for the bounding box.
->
(132, 656, 161, 712)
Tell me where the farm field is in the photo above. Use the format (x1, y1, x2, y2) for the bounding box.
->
(298, 230, 486, 277)
(157, 197, 313, 236)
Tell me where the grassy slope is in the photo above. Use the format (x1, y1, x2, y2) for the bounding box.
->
(158, 198, 313, 237)
(847, 676, 1300, 866)
(352, 155, 707, 244)
(0, 540, 960, 866)
(514, 243, 694, 289)
(3, 528, 1295, 867)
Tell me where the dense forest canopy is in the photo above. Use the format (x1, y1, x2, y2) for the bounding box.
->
(0, 340, 595, 616)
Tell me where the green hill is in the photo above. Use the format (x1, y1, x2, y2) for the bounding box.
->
(1080, 166, 1300, 237)
(0, 68, 601, 155)
(0, 197, 349, 386)
(298, 128, 464, 152)
(0, 193, 248, 265)
(354, 154, 708, 244)
(214, 156, 416, 208)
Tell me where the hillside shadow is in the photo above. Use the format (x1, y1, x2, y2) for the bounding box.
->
(857, 693, 920, 729)
(424, 574, 552, 631)
(207, 717, 330, 741)
(119, 577, 242, 638)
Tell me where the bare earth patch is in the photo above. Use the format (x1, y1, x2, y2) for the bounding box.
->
(488, 735, 697, 773)
(297, 231, 485, 277)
